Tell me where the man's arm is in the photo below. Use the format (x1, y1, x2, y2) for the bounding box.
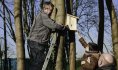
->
(41, 13, 65, 30)
(28, 17, 36, 37)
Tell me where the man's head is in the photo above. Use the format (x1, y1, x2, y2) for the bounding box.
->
(98, 53, 114, 67)
(42, 2, 54, 15)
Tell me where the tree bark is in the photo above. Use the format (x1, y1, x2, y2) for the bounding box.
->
(0, 40, 3, 70)
(66, 0, 76, 70)
(51, 0, 56, 20)
(30, 0, 34, 25)
(106, 0, 118, 69)
(23, 0, 29, 36)
(14, 0, 25, 70)
(49, 0, 57, 69)
(97, 0, 104, 53)
(55, 0, 66, 70)
(2, 0, 8, 70)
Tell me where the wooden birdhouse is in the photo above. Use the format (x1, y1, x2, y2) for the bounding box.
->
(65, 14, 78, 31)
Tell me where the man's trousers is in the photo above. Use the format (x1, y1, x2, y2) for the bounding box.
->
(28, 40, 48, 70)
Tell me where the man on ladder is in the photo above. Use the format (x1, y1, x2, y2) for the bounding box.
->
(27, 1, 68, 70)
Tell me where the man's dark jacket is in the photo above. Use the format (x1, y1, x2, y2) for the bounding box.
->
(96, 65, 116, 70)
(28, 11, 64, 45)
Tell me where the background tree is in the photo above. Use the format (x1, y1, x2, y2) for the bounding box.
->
(0, 39, 3, 70)
(76, 0, 112, 53)
(97, 0, 104, 53)
(0, 0, 118, 70)
(2, 0, 8, 69)
(106, 0, 118, 69)
(66, 0, 76, 70)
(14, 0, 25, 70)
(55, 0, 66, 70)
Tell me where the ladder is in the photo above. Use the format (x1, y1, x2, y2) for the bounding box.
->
(42, 31, 87, 70)
(42, 33, 57, 70)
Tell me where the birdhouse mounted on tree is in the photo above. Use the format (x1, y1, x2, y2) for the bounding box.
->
(66, 14, 78, 31)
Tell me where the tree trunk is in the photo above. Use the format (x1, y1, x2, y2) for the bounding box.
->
(106, 0, 118, 69)
(5, 7, 16, 42)
(14, 0, 25, 70)
(55, 0, 66, 70)
(51, 0, 57, 64)
(0, 41, 3, 70)
(51, 0, 56, 20)
(40, 0, 44, 9)
(48, 0, 57, 69)
(23, 0, 29, 36)
(2, 0, 8, 70)
(66, 0, 76, 70)
(30, 0, 34, 25)
(97, 0, 104, 53)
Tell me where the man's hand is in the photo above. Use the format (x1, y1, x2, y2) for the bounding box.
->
(64, 25, 69, 31)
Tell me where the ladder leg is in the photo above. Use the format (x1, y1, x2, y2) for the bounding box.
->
(42, 33, 57, 70)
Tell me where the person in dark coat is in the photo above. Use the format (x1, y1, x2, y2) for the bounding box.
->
(80, 42, 100, 70)
(27, 1, 67, 70)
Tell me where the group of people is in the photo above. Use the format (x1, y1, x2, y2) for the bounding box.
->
(27, 1, 116, 70)
(80, 42, 116, 70)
